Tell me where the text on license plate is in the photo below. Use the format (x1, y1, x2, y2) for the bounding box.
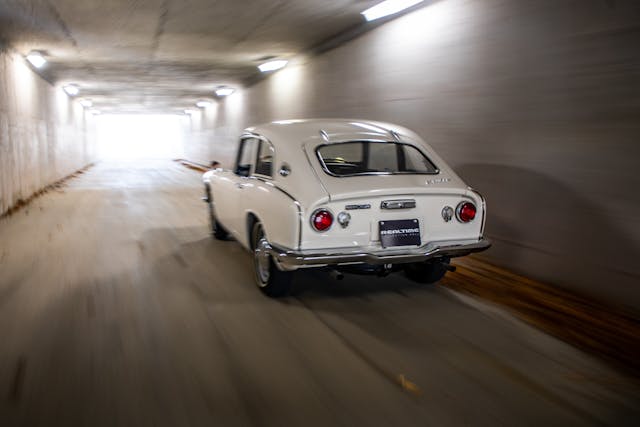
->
(379, 219, 421, 248)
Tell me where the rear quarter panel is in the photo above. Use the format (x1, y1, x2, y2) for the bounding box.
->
(240, 178, 301, 250)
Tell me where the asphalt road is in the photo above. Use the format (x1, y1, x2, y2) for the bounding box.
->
(0, 160, 638, 426)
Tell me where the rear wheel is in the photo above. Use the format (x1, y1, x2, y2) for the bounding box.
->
(404, 258, 450, 284)
(205, 187, 228, 240)
(252, 222, 292, 297)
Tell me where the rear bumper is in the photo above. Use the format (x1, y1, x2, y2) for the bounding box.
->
(268, 238, 491, 269)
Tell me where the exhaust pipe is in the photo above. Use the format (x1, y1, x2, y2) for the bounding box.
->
(329, 269, 344, 281)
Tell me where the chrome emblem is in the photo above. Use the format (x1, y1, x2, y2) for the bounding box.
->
(441, 206, 454, 222)
(380, 199, 416, 210)
(426, 177, 451, 185)
(345, 204, 371, 210)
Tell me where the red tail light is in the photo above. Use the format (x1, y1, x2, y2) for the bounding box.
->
(311, 209, 333, 231)
(456, 202, 477, 223)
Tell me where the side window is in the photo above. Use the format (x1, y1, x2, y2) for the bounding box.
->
(254, 140, 275, 177)
(235, 138, 258, 177)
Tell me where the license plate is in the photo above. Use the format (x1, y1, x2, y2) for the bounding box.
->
(379, 219, 421, 248)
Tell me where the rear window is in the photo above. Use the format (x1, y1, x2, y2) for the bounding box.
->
(316, 141, 438, 177)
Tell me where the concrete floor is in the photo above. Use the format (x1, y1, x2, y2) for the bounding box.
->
(0, 160, 638, 427)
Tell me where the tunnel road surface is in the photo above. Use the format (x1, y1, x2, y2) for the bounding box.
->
(0, 160, 638, 427)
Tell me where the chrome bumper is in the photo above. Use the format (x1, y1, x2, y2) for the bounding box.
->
(268, 238, 491, 269)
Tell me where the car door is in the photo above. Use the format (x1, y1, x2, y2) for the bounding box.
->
(215, 136, 259, 237)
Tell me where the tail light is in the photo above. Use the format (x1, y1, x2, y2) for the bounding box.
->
(456, 202, 476, 223)
(311, 209, 333, 231)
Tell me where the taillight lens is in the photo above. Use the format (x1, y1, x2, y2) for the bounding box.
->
(456, 202, 477, 223)
(311, 209, 333, 231)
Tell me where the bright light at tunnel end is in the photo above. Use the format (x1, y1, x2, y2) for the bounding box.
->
(258, 60, 288, 73)
(361, 0, 424, 22)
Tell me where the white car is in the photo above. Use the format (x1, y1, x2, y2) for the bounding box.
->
(203, 119, 490, 296)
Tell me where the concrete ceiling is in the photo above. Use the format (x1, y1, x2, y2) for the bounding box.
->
(0, 0, 380, 113)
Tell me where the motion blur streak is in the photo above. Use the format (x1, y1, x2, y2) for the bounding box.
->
(0, 161, 638, 426)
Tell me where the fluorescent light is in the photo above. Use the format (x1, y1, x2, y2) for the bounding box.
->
(184, 109, 197, 115)
(196, 100, 213, 108)
(63, 84, 79, 96)
(361, 0, 424, 22)
(258, 60, 288, 73)
(26, 51, 46, 68)
(80, 99, 93, 108)
(215, 87, 234, 97)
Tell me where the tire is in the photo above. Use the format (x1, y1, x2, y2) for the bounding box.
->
(404, 258, 450, 284)
(251, 222, 292, 297)
(205, 187, 228, 240)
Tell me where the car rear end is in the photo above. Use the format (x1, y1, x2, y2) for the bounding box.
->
(268, 134, 490, 270)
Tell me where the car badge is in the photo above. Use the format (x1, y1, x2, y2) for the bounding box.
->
(426, 177, 451, 185)
(345, 204, 371, 210)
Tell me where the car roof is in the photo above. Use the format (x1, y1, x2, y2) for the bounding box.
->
(235, 119, 465, 208)
(244, 119, 422, 147)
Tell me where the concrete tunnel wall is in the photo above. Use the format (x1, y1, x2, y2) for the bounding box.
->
(181, 0, 640, 311)
(0, 48, 96, 216)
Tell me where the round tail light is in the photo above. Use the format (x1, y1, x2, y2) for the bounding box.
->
(456, 202, 477, 223)
(311, 209, 333, 232)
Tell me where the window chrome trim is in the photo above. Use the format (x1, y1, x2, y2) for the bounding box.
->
(314, 140, 440, 178)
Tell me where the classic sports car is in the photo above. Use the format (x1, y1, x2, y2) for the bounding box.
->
(203, 119, 490, 296)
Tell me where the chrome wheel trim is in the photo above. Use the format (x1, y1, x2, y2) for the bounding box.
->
(254, 236, 271, 286)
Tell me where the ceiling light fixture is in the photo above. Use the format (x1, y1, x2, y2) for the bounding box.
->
(215, 87, 234, 97)
(258, 60, 288, 73)
(26, 51, 47, 68)
(80, 99, 93, 108)
(63, 84, 79, 96)
(196, 100, 213, 108)
(361, 0, 424, 22)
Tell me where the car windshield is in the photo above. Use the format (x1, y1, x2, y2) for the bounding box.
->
(316, 141, 438, 177)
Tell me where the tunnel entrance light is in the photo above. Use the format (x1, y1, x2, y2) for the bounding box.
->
(80, 99, 93, 108)
(26, 51, 47, 68)
(63, 84, 79, 96)
(258, 60, 288, 73)
(361, 0, 424, 22)
(196, 100, 213, 108)
(215, 87, 234, 97)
